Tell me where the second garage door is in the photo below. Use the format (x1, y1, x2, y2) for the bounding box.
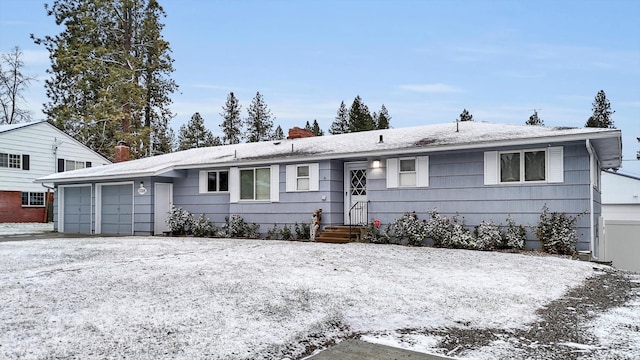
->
(100, 184, 133, 235)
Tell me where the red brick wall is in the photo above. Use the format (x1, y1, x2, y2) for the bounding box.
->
(0, 191, 50, 223)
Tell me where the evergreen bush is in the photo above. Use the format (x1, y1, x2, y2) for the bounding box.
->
(474, 220, 502, 250)
(535, 205, 579, 255)
(503, 215, 526, 250)
(191, 214, 213, 237)
(385, 212, 428, 246)
(166, 206, 194, 235)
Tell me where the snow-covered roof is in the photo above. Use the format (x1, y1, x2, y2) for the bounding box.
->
(37, 121, 622, 183)
(0, 121, 42, 134)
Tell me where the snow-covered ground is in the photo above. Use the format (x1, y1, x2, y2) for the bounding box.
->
(0, 237, 637, 359)
(0, 222, 53, 235)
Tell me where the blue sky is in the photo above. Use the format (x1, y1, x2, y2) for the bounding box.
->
(1, 0, 639, 175)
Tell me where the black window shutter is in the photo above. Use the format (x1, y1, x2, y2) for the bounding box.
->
(86, 161, 92, 168)
(58, 158, 65, 172)
(22, 155, 30, 170)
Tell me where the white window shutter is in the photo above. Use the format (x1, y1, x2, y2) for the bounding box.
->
(229, 167, 239, 203)
(270, 164, 280, 202)
(416, 156, 429, 187)
(386, 158, 399, 188)
(199, 170, 207, 193)
(309, 163, 320, 191)
(484, 151, 498, 185)
(547, 146, 564, 183)
(285, 165, 296, 192)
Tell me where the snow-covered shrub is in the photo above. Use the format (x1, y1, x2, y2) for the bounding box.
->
(166, 206, 194, 235)
(191, 214, 214, 237)
(266, 224, 281, 240)
(535, 205, 579, 256)
(280, 224, 293, 240)
(503, 215, 526, 250)
(245, 223, 260, 239)
(424, 209, 451, 246)
(225, 214, 246, 238)
(385, 212, 428, 246)
(363, 221, 390, 244)
(474, 220, 502, 250)
(443, 215, 474, 249)
(294, 222, 310, 240)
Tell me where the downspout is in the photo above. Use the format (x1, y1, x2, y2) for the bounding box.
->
(585, 139, 595, 258)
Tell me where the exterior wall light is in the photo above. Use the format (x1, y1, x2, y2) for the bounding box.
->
(138, 181, 147, 195)
(372, 160, 381, 168)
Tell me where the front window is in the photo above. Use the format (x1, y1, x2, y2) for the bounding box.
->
(207, 170, 229, 192)
(240, 167, 270, 200)
(399, 158, 416, 187)
(0, 153, 21, 169)
(296, 165, 310, 191)
(21, 192, 45, 207)
(500, 150, 546, 183)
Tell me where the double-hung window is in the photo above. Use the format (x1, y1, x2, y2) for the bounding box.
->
(240, 167, 271, 200)
(285, 163, 319, 192)
(500, 150, 546, 183)
(296, 165, 310, 191)
(386, 156, 429, 188)
(399, 158, 417, 187)
(22, 192, 45, 207)
(1, 153, 21, 169)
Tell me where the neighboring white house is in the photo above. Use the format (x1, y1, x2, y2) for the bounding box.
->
(0, 121, 110, 223)
(601, 170, 640, 221)
(600, 170, 640, 273)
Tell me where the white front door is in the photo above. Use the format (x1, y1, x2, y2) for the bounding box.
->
(154, 183, 173, 235)
(344, 162, 368, 225)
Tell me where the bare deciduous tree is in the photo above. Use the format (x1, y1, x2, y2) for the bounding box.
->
(0, 46, 35, 124)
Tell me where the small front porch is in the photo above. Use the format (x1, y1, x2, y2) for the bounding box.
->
(315, 225, 367, 243)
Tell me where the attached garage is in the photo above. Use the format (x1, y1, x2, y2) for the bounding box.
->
(97, 183, 133, 235)
(60, 185, 92, 234)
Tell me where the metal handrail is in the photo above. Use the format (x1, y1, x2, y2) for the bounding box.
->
(348, 200, 369, 241)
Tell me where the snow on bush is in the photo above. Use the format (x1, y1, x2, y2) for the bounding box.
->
(535, 205, 580, 256)
(503, 215, 526, 250)
(443, 215, 475, 249)
(474, 220, 502, 250)
(191, 214, 219, 237)
(424, 209, 451, 246)
(384, 212, 429, 246)
(166, 206, 194, 235)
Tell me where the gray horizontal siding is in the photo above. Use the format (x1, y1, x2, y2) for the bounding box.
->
(368, 142, 593, 250)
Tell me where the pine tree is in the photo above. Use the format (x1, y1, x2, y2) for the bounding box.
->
(0, 46, 35, 124)
(311, 119, 324, 136)
(348, 95, 374, 132)
(329, 101, 349, 134)
(458, 109, 474, 122)
(32, 0, 177, 159)
(585, 90, 615, 128)
(304, 120, 312, 132)
(376, 104, 391, 129)
(526, 110, 544, 126)
(245, 91, 274, 142)
(177, 112, 218, 150)
(273, 125, 284, 140)
(219, 92, 243, 144)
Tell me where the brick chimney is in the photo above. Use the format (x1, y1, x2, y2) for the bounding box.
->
(287, 127, 315, 139)
(114, 141, 130, 163)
